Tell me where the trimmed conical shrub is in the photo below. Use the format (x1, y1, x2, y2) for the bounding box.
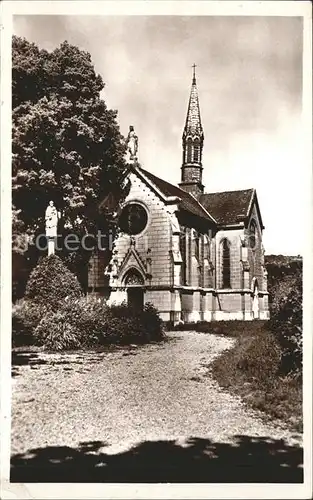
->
(25, 255, 82, 309)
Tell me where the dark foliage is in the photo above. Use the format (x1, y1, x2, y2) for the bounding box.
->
(12, 36, 130, 288)
(269, 272, 302, 374)
(24, 255, 83, 309)
(173, 319, 268, 337)
(265, 254, 302, 316)
(33, 299, 164, 351)
(12, 301, 48, 347)
(141, 302, 164, 341)
(12, 251, 32, 302)
(10, 436, 303, 483)
(266, 254, 303, 375)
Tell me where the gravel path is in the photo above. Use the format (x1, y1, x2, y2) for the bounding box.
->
(11, 331, 302, 457)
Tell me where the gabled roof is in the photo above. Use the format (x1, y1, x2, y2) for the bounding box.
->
(200, 188, 259, 227)
(137, 167, 216, 224)
(100, 165, 263, 229)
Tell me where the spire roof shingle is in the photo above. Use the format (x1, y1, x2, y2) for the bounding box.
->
(183, 66, 203, 138)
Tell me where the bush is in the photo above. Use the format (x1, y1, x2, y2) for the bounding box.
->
(34, 297, 114, 349)
(173, 319, 268, 338)
(24, 255, 82, 309)
(33, 298, 165, 351)
(269, 272, 302, 375)
(35, 312, 83, 351)
(56, 297, 108, 346)
(265, 254, 302, 317)
(12, 299, 49, 347)
(141, 302, 164, 341)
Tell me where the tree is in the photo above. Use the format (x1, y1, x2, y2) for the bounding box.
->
(12, 36, 129, 292)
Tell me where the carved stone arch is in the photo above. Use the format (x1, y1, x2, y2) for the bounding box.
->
(123, 267, 145, 311)
(123, 267, 145, 286)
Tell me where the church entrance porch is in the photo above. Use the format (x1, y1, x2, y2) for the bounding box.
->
(123, 267, 145, 312)
(127, 287, 144, 311)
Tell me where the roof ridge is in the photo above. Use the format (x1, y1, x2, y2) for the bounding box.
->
(140, 166, 188, 198)
(140, 166, 204, 203)
(203, 188, 254, 196)
(189, 191, 217, 224)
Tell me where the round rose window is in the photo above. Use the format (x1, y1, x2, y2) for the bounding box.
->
(119, 203, 148, 235)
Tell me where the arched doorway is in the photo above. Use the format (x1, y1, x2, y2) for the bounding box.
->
(123, 268, 145, 311)
(252, 279, 259, 319)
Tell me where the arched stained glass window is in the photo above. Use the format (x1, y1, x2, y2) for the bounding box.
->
(124, 268, 144, 286)
(249, 220, 257, 249)
(180, 228, 187, 285)
(193, 139, 200, 163)
(221, 239, 231, 289)
(186, 138, 192, 163)
(195, 231, 200, 261)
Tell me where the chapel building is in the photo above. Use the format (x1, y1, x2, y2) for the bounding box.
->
(88, 68, 270, 323)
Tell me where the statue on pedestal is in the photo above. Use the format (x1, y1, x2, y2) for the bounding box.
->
(126, 125, 138, 162)
(45, 201, 60, 237)
(45, 201, 60, 255)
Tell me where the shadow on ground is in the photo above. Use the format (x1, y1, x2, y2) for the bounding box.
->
(11, 339, 175, 377)
(11, 351, 47, 377)
(11, 350, 111, 377)
(10, 435, 303, 483)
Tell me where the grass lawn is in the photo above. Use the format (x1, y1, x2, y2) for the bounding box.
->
(206, 321, 303, 432)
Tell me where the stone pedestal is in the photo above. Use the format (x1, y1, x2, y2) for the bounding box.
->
(171, 289, 182, 325)
(189, 290, 201, 322)
(242, 292, 253, 320)
(48, 237, 55, 256)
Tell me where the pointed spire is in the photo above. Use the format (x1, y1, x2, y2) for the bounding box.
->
(179, 66, 205, 198)
(184, 64, 203, 138)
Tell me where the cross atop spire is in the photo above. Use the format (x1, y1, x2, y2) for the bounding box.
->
(192, 63, 197, 83)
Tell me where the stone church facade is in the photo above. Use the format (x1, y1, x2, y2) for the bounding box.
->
(88, 69, 269, 323)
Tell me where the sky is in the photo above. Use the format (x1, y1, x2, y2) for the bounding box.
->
(13, 14, 306, 255)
